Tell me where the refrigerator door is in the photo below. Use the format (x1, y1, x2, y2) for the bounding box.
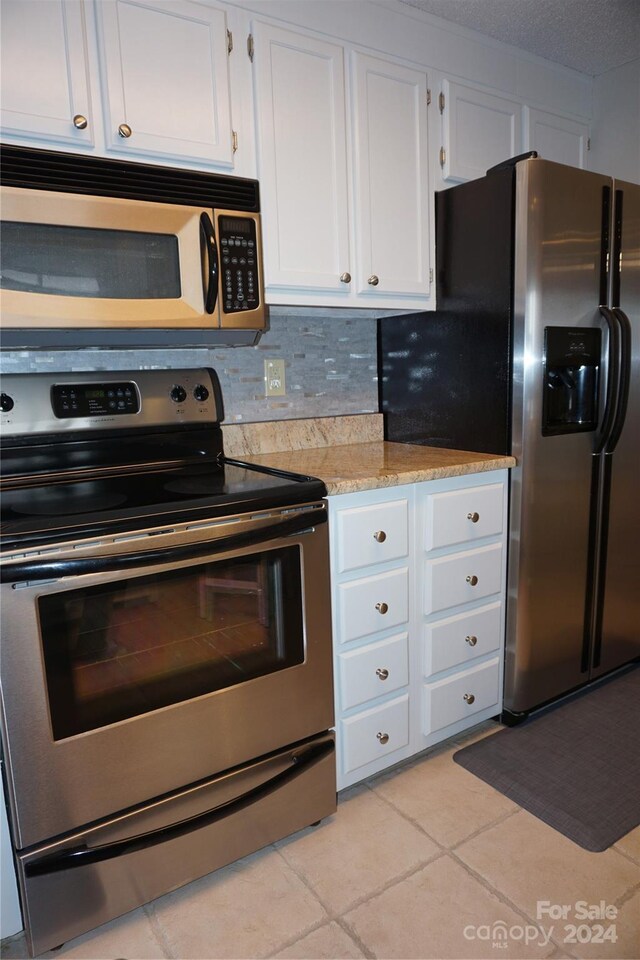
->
(593, 180, 640, 676)
(505, 159, 613, 714)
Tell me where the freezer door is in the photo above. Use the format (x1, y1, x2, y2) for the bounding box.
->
(594, 180, 640, 676)
(505, 159, 613, 714)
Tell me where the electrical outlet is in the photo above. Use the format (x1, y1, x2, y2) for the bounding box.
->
(265, 359, 286, 397)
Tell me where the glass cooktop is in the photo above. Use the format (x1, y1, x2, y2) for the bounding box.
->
(0, 460, 326, 551)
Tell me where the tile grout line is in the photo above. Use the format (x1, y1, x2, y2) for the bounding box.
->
(446, 845, 567, 956)
(142, 902, 176, 960)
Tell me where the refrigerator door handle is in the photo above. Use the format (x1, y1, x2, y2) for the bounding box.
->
(594, 306, 621, 455)
(606, 308, 632, 453)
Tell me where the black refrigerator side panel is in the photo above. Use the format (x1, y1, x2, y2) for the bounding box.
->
(379, 170, 514, 455)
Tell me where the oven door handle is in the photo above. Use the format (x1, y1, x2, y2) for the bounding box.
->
(1, 508, 326, 584)
(24, 737, 334, 878)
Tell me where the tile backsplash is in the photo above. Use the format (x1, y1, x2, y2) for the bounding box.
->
(0, 314, 379, 422)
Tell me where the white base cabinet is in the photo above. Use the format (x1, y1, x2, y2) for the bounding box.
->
(329, 470, 508, 790)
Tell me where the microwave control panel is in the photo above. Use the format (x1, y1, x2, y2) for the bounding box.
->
(218, 216, 260, 314)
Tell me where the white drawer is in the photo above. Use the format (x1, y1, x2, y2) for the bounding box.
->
(341, 694, 409, 774)
(424, 602, 503, 677)
(337, 567, 409, 644)
(424, 543, 503, 615)
(336, 499, 408, 573)
(426, 482, 505, 551)
(339, 633, 409, 710)
(423, 657, 500, 735)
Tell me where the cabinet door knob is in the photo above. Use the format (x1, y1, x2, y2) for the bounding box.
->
(466, 575, 479, 586)
(467, 511, 480, 523)
(118, 122, 132, 138)
(368, 275, 379, 286)
(73, 114, 88, 130)
(376, 667, 389, 680)
(465, 635, 478, 647)
(340, 272, 351, 283)
(377, 731, 390, 744)
(463, 693, 475, 704)
(375, 602, 389, 614)
(373, 530, 387, 543)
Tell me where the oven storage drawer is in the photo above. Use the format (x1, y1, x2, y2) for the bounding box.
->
(338, 632, 409, 710)
(424, 543, 503, 615)
(337, 567, 409, 643)
(340, 694, 409, 774)
(335, 499, 409, 572)
(424, 602, 503, 677)
(425, 482, 505, 551)
(423, 658, 500, 736)
(17, 733, 336, 957)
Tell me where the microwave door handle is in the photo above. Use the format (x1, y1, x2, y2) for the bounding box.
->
(200, 212, 219, 314)
(24, 737, 334, 877)
(0, 508, 326, 584)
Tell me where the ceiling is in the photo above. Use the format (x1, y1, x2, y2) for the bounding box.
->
(396, 0, 640, 76)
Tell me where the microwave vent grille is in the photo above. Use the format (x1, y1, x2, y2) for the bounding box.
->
(0, 145, 259, 212)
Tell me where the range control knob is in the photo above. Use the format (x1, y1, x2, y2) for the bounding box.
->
(170, 385, 187, 404)
(1, 393, 15, 412)
(193, 384, 209, 402)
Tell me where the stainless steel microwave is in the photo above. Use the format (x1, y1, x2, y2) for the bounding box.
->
(0, 146, 266, 348)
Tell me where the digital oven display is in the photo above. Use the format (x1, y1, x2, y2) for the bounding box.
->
(51, 382, 140, 419)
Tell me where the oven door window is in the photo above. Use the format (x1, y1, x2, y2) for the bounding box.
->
(38, 547, 304, 740)
(0, 222, 181, 299)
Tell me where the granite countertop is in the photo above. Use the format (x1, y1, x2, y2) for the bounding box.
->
(233, 440, 515, 496)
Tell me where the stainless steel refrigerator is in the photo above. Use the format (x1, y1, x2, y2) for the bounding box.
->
(379, 154, 639, 719)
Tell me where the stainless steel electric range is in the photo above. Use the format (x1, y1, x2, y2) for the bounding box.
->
(0, 368, 336, 956)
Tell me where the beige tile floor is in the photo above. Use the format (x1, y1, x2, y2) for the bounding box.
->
(2, 722, 639, 960)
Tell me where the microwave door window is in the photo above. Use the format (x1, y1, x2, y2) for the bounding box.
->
(0, 222, 181, 299)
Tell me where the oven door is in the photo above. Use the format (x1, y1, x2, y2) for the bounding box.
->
(0, 186, 219, 329)
(0, 503, 333, 848)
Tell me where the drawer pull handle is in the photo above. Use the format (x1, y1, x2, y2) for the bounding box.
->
(466, 575, 479, 586)
(73, 114, 88, 130)
(467, 512, 480, 523)
(465, 635, 478, 646)
(118, 122, 133, 138)
(463, 693, 475, 705)
(376, 667, 389, 680)
(375, 602, 389, 614)
(373, 530, 387, 543)
(340, 272, 351, 283)
(377, 731, 390, 744)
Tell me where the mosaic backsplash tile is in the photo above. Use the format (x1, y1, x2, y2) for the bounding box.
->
(0, 314, 379, 423)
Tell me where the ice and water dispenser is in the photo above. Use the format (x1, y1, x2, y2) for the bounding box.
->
(542, 327, 601, 436)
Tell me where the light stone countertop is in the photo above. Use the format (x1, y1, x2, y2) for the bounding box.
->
(232, 440, 515, 496)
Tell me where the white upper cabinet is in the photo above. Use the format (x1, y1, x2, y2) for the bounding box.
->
(351, 52, 430, 299)
(524, 107, 589, 169)
(252, 23, 431, 308)
(0, 0, 93, 147)
(251, 22, 350, 294)
(441, 79, 523, 182)
(95, 0, 233, 165)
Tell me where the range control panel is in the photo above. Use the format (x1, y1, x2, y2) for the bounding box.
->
(0, 368, 221, 437)
(218, 215, 260, 314)
(51, 382, 140, 419)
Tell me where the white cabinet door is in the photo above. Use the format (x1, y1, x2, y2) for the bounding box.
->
(96, 0, 233, 165)
(441, 79, 522, 182)
(525, 107, 589, 169)
(252, 22, 350, 294)
(351, 52, 430, 299)
(0, 0, 92, 147)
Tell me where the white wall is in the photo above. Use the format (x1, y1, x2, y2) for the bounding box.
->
(590, 58, 640, 183)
